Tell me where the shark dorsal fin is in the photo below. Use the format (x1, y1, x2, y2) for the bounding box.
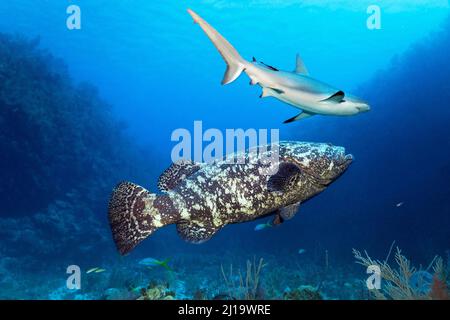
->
(321, 90, 345, 103)
(294, 54, 309, 75)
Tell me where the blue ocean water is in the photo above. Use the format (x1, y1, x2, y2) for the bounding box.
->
(0, 1, 449, 299)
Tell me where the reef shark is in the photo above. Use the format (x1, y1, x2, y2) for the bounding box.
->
(108, 141, 353, 255)
(187, 9, 370, 123)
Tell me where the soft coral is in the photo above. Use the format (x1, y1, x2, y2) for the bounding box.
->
(429, 274, 449, 300)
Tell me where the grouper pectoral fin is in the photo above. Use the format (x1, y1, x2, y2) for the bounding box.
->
(279, 201, 301, 220)
(267, 162, 302, 193)
(260, 87, 285, 98)
(272, 213, 284, 226)
(283, 111, 315, 124)
(176, 220, 220, 244)
(294, 53, 309, 75)
(158, 160, 203, 192)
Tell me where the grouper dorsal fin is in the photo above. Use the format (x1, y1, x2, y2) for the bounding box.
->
(294, 53, 309, 75)
(158, 160, 202, 192)
(267, 162, 302, 193)
(321, 90, 345, 103)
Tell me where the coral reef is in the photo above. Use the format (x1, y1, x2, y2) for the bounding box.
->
(353, 247, 449, 300)
(283, 285, 323, 300)
(0, 33, 153, 264)
(137, 281, 175, 300)
(0, 250, 385, 300)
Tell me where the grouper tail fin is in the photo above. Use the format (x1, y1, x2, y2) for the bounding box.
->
(188, 8, 246, 85)
(108, 182, 179, 255)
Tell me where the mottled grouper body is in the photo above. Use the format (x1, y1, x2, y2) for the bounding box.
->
(108, 141, 353, 255)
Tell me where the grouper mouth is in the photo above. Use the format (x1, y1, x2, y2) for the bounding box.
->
(307, 147, 353, 186)
(324, 150, 353, 185)
(332, 145, 353, 166)
(338, 153, 354, 168)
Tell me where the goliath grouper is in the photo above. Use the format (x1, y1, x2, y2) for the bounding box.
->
(108, 141, 353, 255)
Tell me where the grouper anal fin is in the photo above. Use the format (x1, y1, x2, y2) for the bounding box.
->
(176, 220, 220, 244)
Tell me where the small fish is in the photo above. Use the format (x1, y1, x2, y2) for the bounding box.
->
(139, 258, 173, 271)
(86, 267, 99, 274)
(254, 221, 272, 231)
(396, 202, 404, 207)
(94, 268, 106, 273)
(298, 249, 306, 254)
(130, 286, 144, 293)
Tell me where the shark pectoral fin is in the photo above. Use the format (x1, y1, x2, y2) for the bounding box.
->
(267, 162, 302, 193)
(279, 201, 301, 220)
(294, 53, 309, 75)
(283, 111, 315, 124)
(260, 87, 284, 98)
(321, 90, 345, 103)
(176, 220, 220, 244)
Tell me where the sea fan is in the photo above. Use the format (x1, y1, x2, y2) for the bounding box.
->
(353, 247, 449, 300)
(430, 275, 449, 300)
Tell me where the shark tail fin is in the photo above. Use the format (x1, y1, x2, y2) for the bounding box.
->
(188, 9, 246, 85)
(108, 182, 179, 255)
